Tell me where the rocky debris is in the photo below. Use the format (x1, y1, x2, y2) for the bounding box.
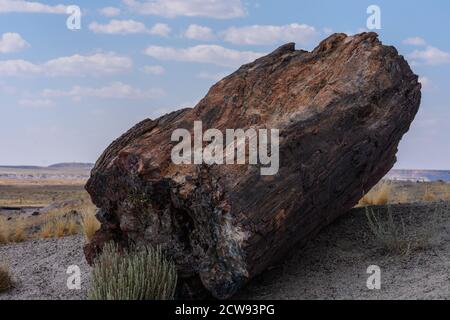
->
(84, 33, 421, 299)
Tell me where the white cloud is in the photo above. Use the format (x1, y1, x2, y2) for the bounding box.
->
(197, 71, 228, 81)
(19, 98, 54, 108)
(99, 6, 121, 17)
(89, 20, 170, 36)
(0, 52, 132, 77)
(403, 37, 427, 46)
(184, 24, 215, 41)
(223, 23, 319, 46)
(144, 45, 263, 68)
(0, 59, 41, 76)
(41, 82, 165, 100)
(123, 0, 245, 19)
(408, 46, 450, 66)
(0, 33, 29, 53)
(89, 20, 147, 34)
(419, 76, 430, 87)
(143, 65, 165, 75)
(149, 23, 171, 37)
(0, 0, 66, 14)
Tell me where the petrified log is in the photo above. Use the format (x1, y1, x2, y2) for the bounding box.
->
(85, 33, 421, 299)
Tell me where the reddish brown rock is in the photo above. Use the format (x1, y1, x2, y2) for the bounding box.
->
(85, 33, 421, 299)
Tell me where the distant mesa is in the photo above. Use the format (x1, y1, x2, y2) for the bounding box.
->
(47, 163, 94, 170)
(386, 169, 450, 182)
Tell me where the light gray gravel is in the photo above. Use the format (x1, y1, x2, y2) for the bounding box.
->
(0, 235, 90, 300)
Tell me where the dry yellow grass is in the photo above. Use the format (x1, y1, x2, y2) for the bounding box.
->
(423, 186, 437, 202)
(0, 264, 13, 293)
(358, 181, 391, 206)
(82, 206, 100, 242)
(0, 216, 9, 244)
(0, 217, 26, 243)
(10, 218, 26, 243)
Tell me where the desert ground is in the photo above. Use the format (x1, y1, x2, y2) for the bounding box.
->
(0, 167, 449, 300)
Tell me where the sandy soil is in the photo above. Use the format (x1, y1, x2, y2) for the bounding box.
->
(0, 202, 449, 300)
(237, 201, 450, 299)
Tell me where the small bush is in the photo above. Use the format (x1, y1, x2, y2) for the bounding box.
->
(89, 242, 177, 300)
(365, 205, 440, 255)
(0, 264, 13, 293)
(366, 206, 409, 254)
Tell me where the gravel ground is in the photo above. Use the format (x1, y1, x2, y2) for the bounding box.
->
(237, 202, 450, 299)
(0, 202, 449, 300)
(0, 235, 90, 300)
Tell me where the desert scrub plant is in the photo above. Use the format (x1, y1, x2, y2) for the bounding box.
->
(358, 180, 391, 206)
(81, 207, 100, 242)
(365, 205, 440, 255)
(89, 242, 178, 300)
(365, 206, 409, 254)
(0, 264, 13, 293)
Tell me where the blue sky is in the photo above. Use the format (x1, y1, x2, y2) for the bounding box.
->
(0, 0, 449, 169)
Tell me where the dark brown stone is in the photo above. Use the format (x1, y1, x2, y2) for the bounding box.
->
(84, 33, 421, 299)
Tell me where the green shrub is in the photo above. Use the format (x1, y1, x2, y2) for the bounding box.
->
(89, 242, 177, 300)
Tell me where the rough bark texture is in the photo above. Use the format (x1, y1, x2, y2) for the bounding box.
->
(84, 33, 421, 299)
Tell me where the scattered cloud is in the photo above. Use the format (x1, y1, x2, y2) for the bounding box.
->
(419, 76, 431, 88)
(0, 33, 29, 53)
(184, 24, 215, 41)
(403, 37, 427, 46)
(123, 0, 245, 19)
(144, 44, 264, 68)
(0, 0, 66, 14)
(41, 82, 165, 100)
(143, 65, 165, 75)
(99, 6, 121, 17)
(222, 23, 319, 46)
(149, 23, 171, 37)
(0, 52, 132, 77)
(408, 46, 450, 66)
(19, 98, 54, 108)
(89, 20, 170, 36)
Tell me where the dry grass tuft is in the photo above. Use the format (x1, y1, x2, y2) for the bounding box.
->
(82, 207, 101, 243)
(423, 186, 437, 202)
(0, 264, 13, 293)
(365, 205, 441, 255)
(0, 216, 9, 244)
(0, 217, 26, 243)
(39, 215, 80, 239)
(359, 181, 391, 206)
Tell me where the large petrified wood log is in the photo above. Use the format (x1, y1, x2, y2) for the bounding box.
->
(85, 33, 421, 299)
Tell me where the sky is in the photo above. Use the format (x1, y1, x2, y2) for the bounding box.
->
(0, 0, 449, 169)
